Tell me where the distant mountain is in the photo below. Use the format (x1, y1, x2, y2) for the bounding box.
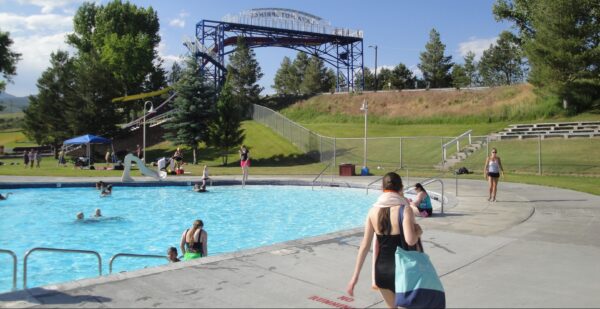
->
(0, 93, 30, 113)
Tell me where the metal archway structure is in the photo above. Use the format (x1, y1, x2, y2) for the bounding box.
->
(185, 8, 364, 92)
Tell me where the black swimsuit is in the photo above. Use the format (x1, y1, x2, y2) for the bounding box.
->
(185, 229, 204, 256)
(374, 207, 420, 292)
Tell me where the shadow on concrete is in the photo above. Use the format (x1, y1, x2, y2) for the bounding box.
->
(433, 213, 471, 218)
(496, 199, 588, 203)
(0, 287, 112, 305)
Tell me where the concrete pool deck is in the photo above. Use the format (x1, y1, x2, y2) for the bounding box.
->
(1, 175, 599, 308)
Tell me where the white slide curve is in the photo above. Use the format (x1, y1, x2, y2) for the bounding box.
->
(121, 153, 168, 182)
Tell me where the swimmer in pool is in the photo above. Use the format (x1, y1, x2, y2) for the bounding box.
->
(94, 208, 102, 217)
(193, 183, 207, 192)
(100, 184, 112, 197)
(76, 212, 84, 220)
(0, 193, 12, 200)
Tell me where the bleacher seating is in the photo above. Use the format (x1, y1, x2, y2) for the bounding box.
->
(492, 121, 600, 140)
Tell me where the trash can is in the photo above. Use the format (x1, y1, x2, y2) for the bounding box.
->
(339, 164, 356, 176)
(361, 166, 370, 176)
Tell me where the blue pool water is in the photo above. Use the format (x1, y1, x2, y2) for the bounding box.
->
(0, 185, 379, 292)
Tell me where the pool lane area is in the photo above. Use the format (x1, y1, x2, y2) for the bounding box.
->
(0, 184, 383, 292)
(1, 176, 599, 307)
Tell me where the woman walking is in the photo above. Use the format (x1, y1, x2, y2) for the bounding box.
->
(346, 172, 422, 308)
(484, 147, 504, 202)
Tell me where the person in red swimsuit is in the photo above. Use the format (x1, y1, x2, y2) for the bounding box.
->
(239, 145, 250, 187)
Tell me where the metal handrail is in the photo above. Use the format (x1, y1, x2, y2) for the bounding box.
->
(366, 168, 402, 195)
(414, 177, 445, 214)
(109, 253, 169, 274)
(442, 130, 473, 163)
(23, 247, 102, 289)
(312, 161, 332, 190)
(0, 249, 17, 290)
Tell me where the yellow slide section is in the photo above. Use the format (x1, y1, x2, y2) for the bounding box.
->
(121, 154, 168, 182)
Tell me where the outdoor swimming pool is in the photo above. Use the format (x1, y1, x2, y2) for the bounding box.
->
(0, 185, 386, 292)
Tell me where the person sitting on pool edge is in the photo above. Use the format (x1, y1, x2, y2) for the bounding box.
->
(167, 247, 180, 263)
(410, 183, 433, 217)
(180, 219, 207, 260)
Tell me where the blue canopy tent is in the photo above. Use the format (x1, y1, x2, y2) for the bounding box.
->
(62, 134, 113, 167)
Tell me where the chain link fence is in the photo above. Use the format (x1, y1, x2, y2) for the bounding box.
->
(252, 104, 600, 176)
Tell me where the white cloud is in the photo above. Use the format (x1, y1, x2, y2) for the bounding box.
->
(0, 12, 73, 34)
(157, 41, 183, 71)
(409, 65, 422, 79)
(169, 18, 185, 28)
(16, 0, 83, 14)
(6, 32, 72, 96)
(457, 37, 498, 60)
(168, 11, 189, 28)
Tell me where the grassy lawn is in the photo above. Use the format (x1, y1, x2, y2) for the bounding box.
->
(0, 129, 36, 150)
(0, 120, 598, 195)
(460, 138, 600, 176)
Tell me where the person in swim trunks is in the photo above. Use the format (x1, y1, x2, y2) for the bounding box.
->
(484, 147, 505, 202)
(180, 219, 207, 260)
(346, 172, 422, 308)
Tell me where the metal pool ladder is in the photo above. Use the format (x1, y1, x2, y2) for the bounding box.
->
(23, 247, 102, 289)
(0, 249, 17, 290)
(109, 253, 169, 274)
(312, 161, 332, 190)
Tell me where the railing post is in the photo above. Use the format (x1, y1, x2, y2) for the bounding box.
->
(332, 137, 337, 183)
(399, 137, 403, 168)
(538, 135, 542, 175)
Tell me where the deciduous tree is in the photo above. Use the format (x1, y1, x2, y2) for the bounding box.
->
(0, 29, 21, 93)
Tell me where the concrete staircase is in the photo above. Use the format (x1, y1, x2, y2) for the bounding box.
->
(437, 139, 487, 170)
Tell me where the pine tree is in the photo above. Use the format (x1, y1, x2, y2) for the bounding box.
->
(227, 36, 263, 116)
(301, 56, 329, 94)
(451, 64, 470, 90)
(164, 56, 215, 164)
(390, 63, 415, 90)
(494, 0, 600, 111)
(209, 72, 245, 165)
(355, 67, 375, 91)
(23, 51, 75, 156)
(463, 51, 479, 87)
(418, 29, 453, 88)
(478, 31, 524, 86)
(168, 61, 182, 85)
(273, 56, 299, 95)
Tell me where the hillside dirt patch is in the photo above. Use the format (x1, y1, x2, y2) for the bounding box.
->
(289, 84, 535, 119)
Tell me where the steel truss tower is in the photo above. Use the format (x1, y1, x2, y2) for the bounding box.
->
(185, 8, 364, 92)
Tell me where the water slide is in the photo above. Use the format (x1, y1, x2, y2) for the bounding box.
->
(121, 153, 167, 182)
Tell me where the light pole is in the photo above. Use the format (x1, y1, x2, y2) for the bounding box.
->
(368, 44, 378, 92)
(143, 101, 155, 163)
(360, 99, 368, 171)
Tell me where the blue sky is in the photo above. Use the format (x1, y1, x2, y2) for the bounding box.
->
(0, 0, 511, 97)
